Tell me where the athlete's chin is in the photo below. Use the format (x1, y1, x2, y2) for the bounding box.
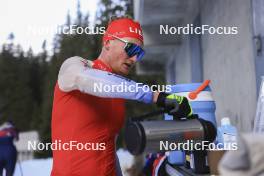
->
(118, 67, 130, 76)
(119, 64, 131, 74)
(119, 70, 130, 76)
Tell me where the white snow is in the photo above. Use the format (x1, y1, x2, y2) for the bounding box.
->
(13, 158, 52, 176)
(12, 149, 134, 176)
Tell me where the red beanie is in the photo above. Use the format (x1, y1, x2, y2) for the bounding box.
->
(103, 18, 144, 43)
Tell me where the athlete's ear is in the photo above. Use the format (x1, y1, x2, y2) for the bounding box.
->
(104, 40, 111, 51)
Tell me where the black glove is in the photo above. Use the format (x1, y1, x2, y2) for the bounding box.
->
(156, 92, 193, 119)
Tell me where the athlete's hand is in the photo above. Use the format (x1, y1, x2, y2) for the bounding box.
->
(156, 92, 193, 119)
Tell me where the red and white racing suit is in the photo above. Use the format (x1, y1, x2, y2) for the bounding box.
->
(51, 56, 153, 176)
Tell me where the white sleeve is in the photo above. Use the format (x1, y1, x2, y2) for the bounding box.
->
(57, 56, 153, 104)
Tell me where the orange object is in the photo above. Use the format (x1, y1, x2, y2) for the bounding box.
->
(188, 80, 211, 100)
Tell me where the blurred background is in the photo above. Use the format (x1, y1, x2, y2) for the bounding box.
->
(1, 0, 264, 175)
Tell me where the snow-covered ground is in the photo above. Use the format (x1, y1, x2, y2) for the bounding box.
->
(13, 149, 135, 176)
(13, 158, 53, 176)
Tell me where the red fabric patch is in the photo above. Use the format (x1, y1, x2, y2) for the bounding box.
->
(92, 59, 113, 72)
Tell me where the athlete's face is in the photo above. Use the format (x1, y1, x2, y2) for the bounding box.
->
(106, 37, 143, 76)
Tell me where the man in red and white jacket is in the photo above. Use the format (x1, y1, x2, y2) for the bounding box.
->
(51, 16, 192, 176)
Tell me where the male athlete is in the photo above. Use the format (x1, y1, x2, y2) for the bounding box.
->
(51, 16, 192, 176)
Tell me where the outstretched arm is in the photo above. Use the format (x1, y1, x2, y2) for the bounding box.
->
(58, 56, 155, 104)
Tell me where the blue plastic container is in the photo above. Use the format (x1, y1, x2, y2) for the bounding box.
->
(165, 83, 217, 165)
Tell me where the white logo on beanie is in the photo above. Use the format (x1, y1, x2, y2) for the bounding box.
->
(129, 27, 143, 36)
